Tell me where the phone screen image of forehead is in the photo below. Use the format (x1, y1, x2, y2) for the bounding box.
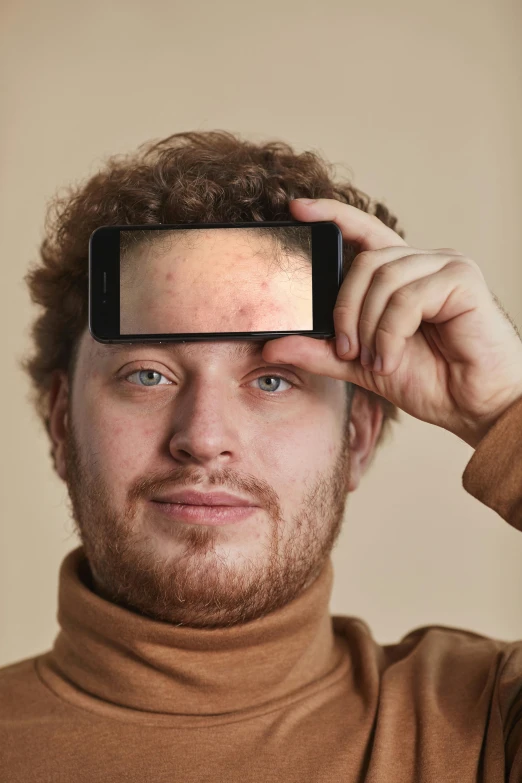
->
(119, 226, 313, 336)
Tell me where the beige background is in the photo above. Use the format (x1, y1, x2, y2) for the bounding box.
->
(1, 0, 521, 668)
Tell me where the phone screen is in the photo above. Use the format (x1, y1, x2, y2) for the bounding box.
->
(89, 221, 342, 343)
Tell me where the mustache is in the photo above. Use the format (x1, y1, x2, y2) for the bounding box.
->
(128, 468, 259, 505)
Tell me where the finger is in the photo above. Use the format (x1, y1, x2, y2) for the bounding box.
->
(333, 246, 432, 360)
(372, 261, 480, 375)
(357, 253, 455, 367)
(262, 334, 374, 391)
(290, 198, 409, 251)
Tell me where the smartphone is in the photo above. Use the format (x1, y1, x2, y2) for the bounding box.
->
(89, 220, 343, 344)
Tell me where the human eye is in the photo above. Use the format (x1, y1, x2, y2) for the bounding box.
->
(119, 365, 297, 394)
(249, 372, 295, 395)
(124, 366, 172, 387)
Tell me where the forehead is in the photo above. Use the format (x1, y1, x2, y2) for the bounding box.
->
(122, 227, 279, 274)
(93, 339, 266, 363)
(118, 225, 313, 338)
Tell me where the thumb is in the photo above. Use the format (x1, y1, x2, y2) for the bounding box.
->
(262, 335, 369, 388)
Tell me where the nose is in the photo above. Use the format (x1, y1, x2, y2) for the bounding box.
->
(166, 378, 239, 466)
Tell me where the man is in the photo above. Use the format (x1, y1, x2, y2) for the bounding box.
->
(2, 130, 522, 781)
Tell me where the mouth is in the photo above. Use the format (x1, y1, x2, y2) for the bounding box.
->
(150, 500, 258, 526)
(152, 490, 257, 507)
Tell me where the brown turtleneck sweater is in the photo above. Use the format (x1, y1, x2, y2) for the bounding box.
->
(2, 396, 522, 782)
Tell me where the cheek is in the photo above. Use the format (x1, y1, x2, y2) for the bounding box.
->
(262, 420, 338, 484)
(327, 440, 338, 458)
(82, 401, 160, 478)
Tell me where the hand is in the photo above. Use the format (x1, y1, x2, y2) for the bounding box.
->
(262, 198, 522, 447)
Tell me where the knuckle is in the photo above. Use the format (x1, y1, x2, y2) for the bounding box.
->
(437, 247, 463, 255)
(373, 262, 398, 283)
(358, 315, 374, 329)
(376, 322, 395, 338)
(333, 303, 354, 332)
(390, 287, 413, 306)
(461, 256, 482, 273)
(447, 258, 475, 275)
(353, 250, 374, 268)
(333, 303, 352, 318)
(452, 258, 485, 283)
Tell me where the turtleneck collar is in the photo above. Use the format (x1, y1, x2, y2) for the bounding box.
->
(37, 546, 348, 724)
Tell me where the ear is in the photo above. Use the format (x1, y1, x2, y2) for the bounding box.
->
(48, 370, 69, 482)
(346, 388, 384, 492)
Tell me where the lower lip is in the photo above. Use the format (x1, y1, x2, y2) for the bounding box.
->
(151, 501, 258, 526)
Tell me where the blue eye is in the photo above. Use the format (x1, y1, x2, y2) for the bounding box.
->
(127, 369, 170, 387)
(125, 369, 294, 393)
(254, 375, 293, 393)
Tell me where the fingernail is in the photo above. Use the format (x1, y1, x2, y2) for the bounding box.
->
(336, 332, 350, 356)
(294, 198, 316, 205)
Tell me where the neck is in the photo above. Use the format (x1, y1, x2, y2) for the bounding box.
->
(38, 546, 347, 720)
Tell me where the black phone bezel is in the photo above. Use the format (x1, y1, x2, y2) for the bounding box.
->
(89, 220, 343, 343)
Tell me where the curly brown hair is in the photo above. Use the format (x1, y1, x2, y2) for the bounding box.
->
(21, 130, 403, 472)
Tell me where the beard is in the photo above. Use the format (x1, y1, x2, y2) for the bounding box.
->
(63, 405, 352, 629)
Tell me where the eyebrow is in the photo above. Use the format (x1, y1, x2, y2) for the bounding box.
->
(99, 340, 266, 361)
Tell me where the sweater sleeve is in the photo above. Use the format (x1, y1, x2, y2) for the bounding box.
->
(462, 395, 522, 777)
(462, 394, 522, 532)
(495, 641, 522, 781)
